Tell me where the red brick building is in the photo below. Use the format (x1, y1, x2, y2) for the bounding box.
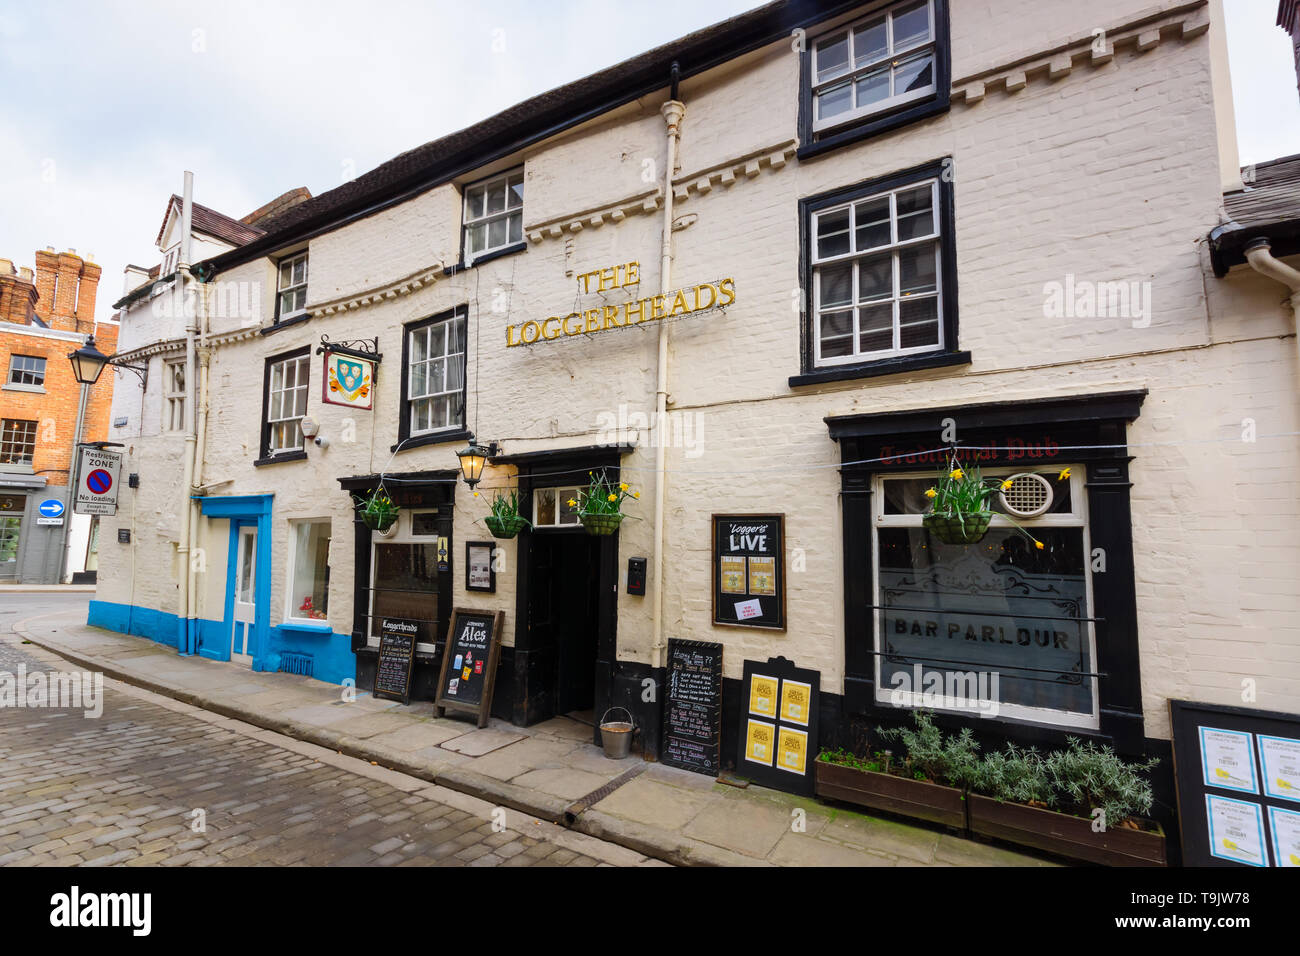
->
(0, 248, 117, 583)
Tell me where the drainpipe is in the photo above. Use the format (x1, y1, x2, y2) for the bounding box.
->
(176, 171, 197, 654)
(651, 73, 685, 677)
(186, 280, 212, 657)
(1243, 239, 1300, 374)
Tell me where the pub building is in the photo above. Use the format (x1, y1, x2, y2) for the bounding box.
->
(92, 0, 1299, 862)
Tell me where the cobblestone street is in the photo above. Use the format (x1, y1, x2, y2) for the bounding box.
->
(0, 634, 655, 867)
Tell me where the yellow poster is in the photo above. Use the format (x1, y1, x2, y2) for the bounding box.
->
(780, 679, 811, 726)
(720, 556, 746, 594)
(748, 556, 776, 596)
(745, 720, 775, 766)
(778, 727, 808, 776)
(749, 674, 778, 717)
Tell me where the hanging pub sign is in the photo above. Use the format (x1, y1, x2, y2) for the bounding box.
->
(712, 514, 785, 630)
(736, 656, 819, 796)
(662, 639, 723, 777)
(435, 608, 505, 728)
(374, 617, 419, 704)
(316, 335, 381, 409)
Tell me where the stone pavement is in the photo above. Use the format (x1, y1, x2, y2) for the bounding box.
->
(10, 606, 1054, 867)
(0, 635, 661, 867)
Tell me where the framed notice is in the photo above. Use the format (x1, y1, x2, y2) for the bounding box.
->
(1171, 699, 1300, 866)
(735, 657, 819, 797)
(435, 608, 505, 727)
(465, 541, 495, 593)
(712, 514, 785, 630)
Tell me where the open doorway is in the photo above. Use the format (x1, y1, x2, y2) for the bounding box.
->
(528, 532, 600, 722)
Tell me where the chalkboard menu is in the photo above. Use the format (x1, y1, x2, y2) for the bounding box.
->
(435, 608, 505, 728)
(736, 656, 819, 797)
(662, 639, 723, 776)
(712, 514, 785, 630)
(374, 617, 419, 704)
(1171, 699, 1300, 867)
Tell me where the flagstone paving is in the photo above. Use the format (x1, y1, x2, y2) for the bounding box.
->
(7, 599, 1058, 867)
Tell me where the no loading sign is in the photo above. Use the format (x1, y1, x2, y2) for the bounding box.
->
(75, 447, 123, 516)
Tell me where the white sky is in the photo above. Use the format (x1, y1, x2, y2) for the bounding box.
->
(1, 0, 1297, 326)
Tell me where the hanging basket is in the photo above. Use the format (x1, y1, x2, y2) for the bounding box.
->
(485, 514, 529, 539)
(922, 511, 992, 545)
(579, 513, 624, 536)
(361, 509, 399, 532)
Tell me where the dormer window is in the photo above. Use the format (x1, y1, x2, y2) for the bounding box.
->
(162, 245, 179, 276)
(276, 252, 309, 322)
(463, 169, 523, 264)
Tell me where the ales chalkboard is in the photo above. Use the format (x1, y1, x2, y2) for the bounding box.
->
(374, 617, 419, 704)
(435, 608, 504, 727)
(662, 639, 723, 776)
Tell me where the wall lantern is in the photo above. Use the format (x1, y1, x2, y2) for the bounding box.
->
(67, 335, 148, 387)
(456, 439, 499, 489)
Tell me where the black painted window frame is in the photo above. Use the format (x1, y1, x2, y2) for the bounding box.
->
(395, 306, 471, 453)
(255, 344, 311, 466)
(797, 0, 951, 161)
(795, 158, 964, 387)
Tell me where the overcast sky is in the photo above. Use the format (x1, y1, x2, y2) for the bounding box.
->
(1, 0, 1297, 325)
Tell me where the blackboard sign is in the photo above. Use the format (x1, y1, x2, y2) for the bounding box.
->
(712, 514, 785, 630)
(435, 608, 504, 728)
(374, 617, 419, 704)
(1170, 699, 1300, 867)
(735, 656, 819, 797)
(662, 639, 723, 776)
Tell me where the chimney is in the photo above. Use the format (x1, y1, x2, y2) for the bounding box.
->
(0, 259, 38, 325)
(33, 248, 58, 317)
(76, 258, 101, 326)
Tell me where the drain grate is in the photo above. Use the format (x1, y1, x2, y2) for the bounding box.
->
(564, 763, 646, 824)
(279, 652, 314, 677)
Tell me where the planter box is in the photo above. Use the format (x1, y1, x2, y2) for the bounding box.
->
(815, 760, 967, 829)
(967, 794, 1166, 866)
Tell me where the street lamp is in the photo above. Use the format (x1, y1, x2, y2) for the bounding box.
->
(66, 335, 148, 387)
(455, 439, 499, 489)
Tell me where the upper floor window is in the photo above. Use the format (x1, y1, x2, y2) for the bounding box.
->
(0, 419, 37, 465)
(799, 159, 960, 380)
(800, 0, 950, 157)
(276, 252, 309, 322)
(463, 170, 523, 264)
(164, 359, 186, 433)
(162, 245, 180, 276)
(7, 355, 46, 388)
(403, 308, 466, 441)
(260, 348, 310, 459)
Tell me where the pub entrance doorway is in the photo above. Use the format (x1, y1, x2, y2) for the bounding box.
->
(528, 531, 600, 722)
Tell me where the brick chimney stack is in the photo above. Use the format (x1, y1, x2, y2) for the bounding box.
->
(0, 258, 38, 325)
(33, 247, 100, 332)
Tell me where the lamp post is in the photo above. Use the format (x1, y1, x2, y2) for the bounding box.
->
(455, 439, 499, 490)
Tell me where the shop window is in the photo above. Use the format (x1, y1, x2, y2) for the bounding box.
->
(287, 519, 331, 623)
(0, 419, 37, 465)
(276, 251, 309, 322)
(401, 308, 466, 442)
(796, 159, 961, 383)
(369, 510, 443, 647)
(7, 355, 46, 388)
(463, 168, 523, 264)
(532, 486, 582, 528)
(260, 348, 310, 459)
(872, 467, 1098, 727)
(799, 0, 950, 157)
(164, 359, 186, 433)
(0, 495, 22, 579)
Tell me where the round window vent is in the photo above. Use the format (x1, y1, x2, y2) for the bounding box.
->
(999, 472, 1053, 518)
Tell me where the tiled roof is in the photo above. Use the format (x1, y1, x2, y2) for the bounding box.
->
(1209, 154, 1300, 275)
(155, 195, 267, 249)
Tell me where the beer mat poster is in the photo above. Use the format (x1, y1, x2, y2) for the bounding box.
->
(435, 608, 504, 728)
(1170, 699, 1300, 866)
(374, 617, 419, 704)
(712, 514, 785, 630)
(736, 656, 819, 797)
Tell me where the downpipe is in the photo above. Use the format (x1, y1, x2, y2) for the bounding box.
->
(1242, 238, 1300, 379)
(176, 171, 198, 655)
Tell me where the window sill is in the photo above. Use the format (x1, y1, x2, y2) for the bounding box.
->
(789, 350, 970, 388)
(2, 383, 46, 394)
(253, 449, 308, 467)
(798, 93, 950, 162)
(260, 313, 311, 336)
(458, 241, 527, 272)
(279, 619, 334, 635)
(392, 428, 472, 453)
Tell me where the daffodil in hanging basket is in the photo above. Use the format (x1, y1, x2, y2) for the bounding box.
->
(573, 470, 638, 536)
(482, 489, 530, 539)
(354, 485, 399, 532)
(922, 461, 1045, 550)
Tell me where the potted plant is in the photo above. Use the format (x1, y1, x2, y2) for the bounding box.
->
(814, 712, 974, 829)
(353, 485, 399, 532)
(921, 460, 1048, 548)
(967, 737, 1166, 866)
(572, 470, 638, 536)
(482, 490, 530, 539)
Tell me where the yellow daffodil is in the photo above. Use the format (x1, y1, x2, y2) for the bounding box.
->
(1035, 541, 1044, 550)
(925, 488, 938, 499)
(567, 498, 577, 508)
(607, 493, 617, 502)
(619, 482, 629, 491)
(473, 491, 479, 497)
(1001, 480, 1013, 491)
(1058, 468, 1071, 481)
(632, 491, 640, 499)
(949, 468, 964, 481)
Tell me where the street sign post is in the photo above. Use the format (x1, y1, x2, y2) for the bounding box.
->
(74, 446, 122, 516)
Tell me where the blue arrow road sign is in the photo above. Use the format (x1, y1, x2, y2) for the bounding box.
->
(38, 499, 65, 518)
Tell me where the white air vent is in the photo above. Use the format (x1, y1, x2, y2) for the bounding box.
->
(999, 472, 1053, 518)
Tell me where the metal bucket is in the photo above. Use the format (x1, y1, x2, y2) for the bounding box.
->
(599, 706, 635, 759)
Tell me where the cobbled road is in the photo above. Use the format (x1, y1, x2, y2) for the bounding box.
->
(0, 634, 619, 867)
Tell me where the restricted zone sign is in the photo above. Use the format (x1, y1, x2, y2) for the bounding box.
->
(74, 446, 122, 516)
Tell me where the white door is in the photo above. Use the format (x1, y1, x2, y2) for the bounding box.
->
(231, 525, 256, 666)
